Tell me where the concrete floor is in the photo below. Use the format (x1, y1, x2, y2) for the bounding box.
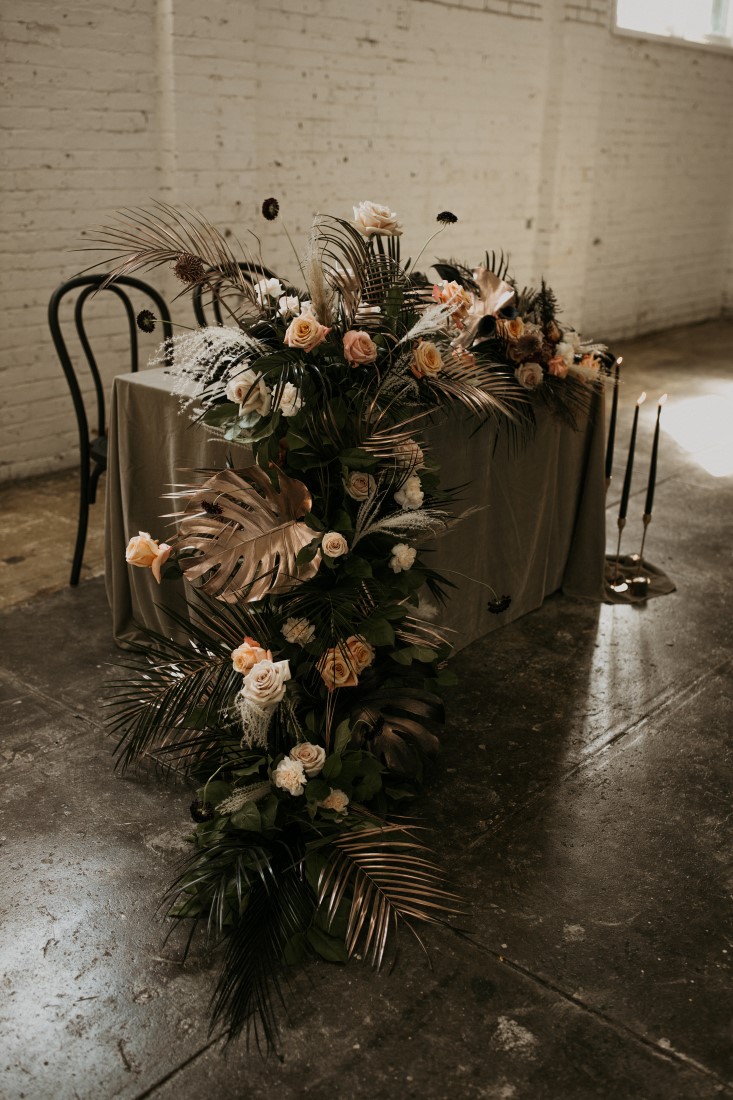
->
(0, 319, 732, 1099)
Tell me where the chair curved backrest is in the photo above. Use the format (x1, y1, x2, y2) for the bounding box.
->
(192, 261, 281, 327)
(48, 273, 173, 461)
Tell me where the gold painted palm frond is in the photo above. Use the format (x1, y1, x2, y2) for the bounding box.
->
(83, 200, 259, 304)
(427, 359, 528, 424)
(170, 466, 321, 603)
(317, 823, 462, 969)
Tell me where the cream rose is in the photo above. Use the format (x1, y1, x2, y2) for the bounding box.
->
(343, 329, 378, 366)
(231, 636, 272, 675)
(547, 355, 568, 379)
(289, 742, 326, 777)
(225, 369, 271, 417)
(254, 277, 284, 305)
(353, 200, 402, 238)
(319, 788, 349, 814)
(515, 362, 544, 390)
(241, 658, 291, 706)
(389, 543, 416, 573)
(345, 471, 376, 501)
(277, 381, 303, 418)
(278, 294, 300, 319)
(394, 474, 424, 511)
(125, 532, 172, 585)
(346, 635, 375, 673)
(411, 340, 443, 379)
(556, 341, 576, 370)
(281, 617, 315, 646)
(272, 756, 306, 796)
(322, 531, 349, 558)
(393, 439, 425, 469)
(317, 647, 359, 691)
(284, 313, 330, 352)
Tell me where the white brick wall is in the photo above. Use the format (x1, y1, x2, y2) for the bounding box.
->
(1, 0, 732, 481)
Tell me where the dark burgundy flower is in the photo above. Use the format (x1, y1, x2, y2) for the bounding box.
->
(202, 500, 223, 516)
(487, 595, 511, 615)
(262, 197, 280, 221)
(190, 799, 214, 823)
(173, 252, 206, 284)
(436, 210, 458, 225)
(136, 309, 156, 334)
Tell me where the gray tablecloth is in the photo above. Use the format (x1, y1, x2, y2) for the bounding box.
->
(105, 369, 606, 652)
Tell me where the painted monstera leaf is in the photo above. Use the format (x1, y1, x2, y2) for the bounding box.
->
(174, 466, 320, 603)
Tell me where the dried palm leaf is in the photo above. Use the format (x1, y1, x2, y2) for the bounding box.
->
(317, 824, 461, 969)
(426, 359, 526, 424)
(169, 466, 321, 603)
(82, 199, 258, 306)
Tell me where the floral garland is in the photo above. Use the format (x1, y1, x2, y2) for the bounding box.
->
(96, 199, 608, 1048)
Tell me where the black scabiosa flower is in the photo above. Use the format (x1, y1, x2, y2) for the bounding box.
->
(173, 252, 206, 284)
(202, 499, 223, 516)
(487, 595, 512, 615)
(262, 197, 280, 221)
(136, 309, 156, 334)
(436, 211, 458, 225)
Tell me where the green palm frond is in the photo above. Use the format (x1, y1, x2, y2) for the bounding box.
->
(317, 823, 462, 969)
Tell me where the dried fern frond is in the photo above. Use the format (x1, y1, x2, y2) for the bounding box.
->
(168, 466, 321, 603)
(317, 823, 461, 969)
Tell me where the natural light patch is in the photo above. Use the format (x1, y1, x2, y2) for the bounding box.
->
(615, 0, 733, 51)
(662, 394, 733, 477)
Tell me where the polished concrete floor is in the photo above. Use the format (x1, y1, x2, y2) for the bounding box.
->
(0, 319, 732, 1099)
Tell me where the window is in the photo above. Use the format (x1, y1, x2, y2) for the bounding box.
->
(614, 0, 733, 51)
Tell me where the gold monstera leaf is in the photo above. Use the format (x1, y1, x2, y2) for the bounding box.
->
(173, 466, 320, 603)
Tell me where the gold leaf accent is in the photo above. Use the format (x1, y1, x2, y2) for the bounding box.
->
(172, 466, 321, 603)
(317, 823, 462, 970)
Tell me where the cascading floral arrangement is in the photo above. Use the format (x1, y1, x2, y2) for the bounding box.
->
(91, 199, 607, 1049)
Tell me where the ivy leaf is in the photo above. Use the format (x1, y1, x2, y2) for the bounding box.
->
(306, 924, 348, 964)
(229, 802, 262, 832)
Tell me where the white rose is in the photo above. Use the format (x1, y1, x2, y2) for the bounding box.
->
(394, 474, 424, 511)
(289, 742, 326, 777)
(241, 658, 291, 706)
(225, 369, 271, 417)
(515, 362, 544, 390)
(282, 616, 315, 646)
(319, 788, 349, 814)
(278, 295, 300, 319)
(255, 277, 284, 305)
(277, 381, 303, 418)
(389, 543, 416, 573)
(322, 531, 349, 558)
(353, 200, 402, 238)
(344, 471, 376, 501)
(272, 756, 306, 796)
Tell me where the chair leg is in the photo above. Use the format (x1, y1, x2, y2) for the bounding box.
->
(70, 463, 90, 586)
(89, 461, 103, 505)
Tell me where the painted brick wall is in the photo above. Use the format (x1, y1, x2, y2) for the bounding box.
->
(1, 0, 732, 481)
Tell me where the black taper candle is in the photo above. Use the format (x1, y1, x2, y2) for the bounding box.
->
(605, 357, 622, 484)
(618, 392, 646, 522)
(644, 394, 667, 516)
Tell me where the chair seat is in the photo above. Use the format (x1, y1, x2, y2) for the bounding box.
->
(90, 434, 108, 468)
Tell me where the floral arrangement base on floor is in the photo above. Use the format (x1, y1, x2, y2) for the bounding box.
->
(91, 198, 611, 1048)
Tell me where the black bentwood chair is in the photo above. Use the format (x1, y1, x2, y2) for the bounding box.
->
(192, 261, 283, 327)
(48, 274, 173, 586)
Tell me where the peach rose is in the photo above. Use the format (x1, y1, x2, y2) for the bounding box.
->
(284, 313, 330, 352)
(579, 353, 602, 372)
(125, 532, 172, 585)
(432, 280, 472, 326)
(548, 356, 568, 379)
(501, 316, 525, 340)
(322, 531, 349, 558)
(231, 636, 272, 675)
(346, 635, 375, 673)
(319, 788, 349, 814)
(289, 742, 326, 777)
(317, 647, 359, 691)
(411, 341, 443, 379)
(343, 329, 378, 366)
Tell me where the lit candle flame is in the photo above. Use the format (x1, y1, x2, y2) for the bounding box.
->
(616, 356, 623, 366)
(637, 392, 646, 406)
(659, 393, 668, 406)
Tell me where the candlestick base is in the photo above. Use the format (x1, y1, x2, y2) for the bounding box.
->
(630, 575, 650, 598)
(604, 553, 676, 603)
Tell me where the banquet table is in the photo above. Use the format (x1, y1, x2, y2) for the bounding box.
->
(105, 368, 607, 652)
